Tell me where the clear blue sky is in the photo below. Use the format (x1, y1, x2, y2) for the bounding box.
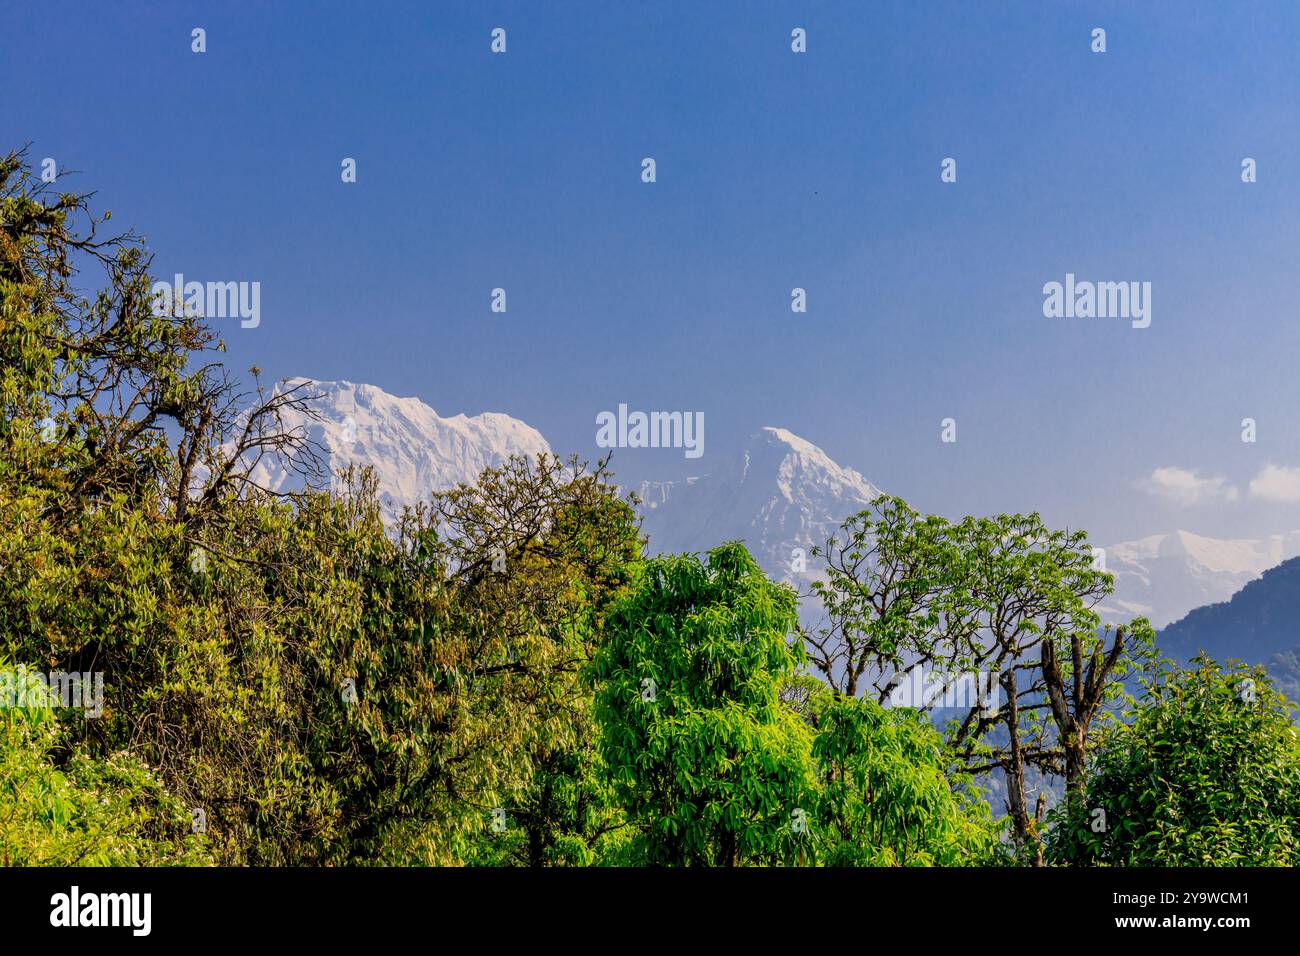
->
(6, 0, 1300, 544)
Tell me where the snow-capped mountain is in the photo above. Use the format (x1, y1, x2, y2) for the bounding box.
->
(248, 382, 884, 592)
(248, 378, 551, 518)
(1099, 529, 1300, 629)
(243, 379, 1300, 634)
(636, 427, 1300, 629)
(638, 426, 883, 587)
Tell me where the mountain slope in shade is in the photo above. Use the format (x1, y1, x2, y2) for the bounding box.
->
(1157, 555, 1300, 680)
(638, 426, 883, 587)
(248, 378, 551, 518)
(1098, 529, 1300, 629)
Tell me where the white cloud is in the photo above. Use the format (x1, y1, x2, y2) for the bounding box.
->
(1248, 464, 1300, 503)
(1137, 467, 1239, 507)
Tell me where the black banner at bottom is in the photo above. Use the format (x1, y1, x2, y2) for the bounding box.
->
(0, 866, 1285, 943)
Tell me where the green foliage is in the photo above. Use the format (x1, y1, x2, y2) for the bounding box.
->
(812, 693, 1001, 866)
(0, 147, 644, 866)
(457, 746, 634, 866)
(811, 496, 1155, 859)
(1049, 657, 1300, 866)
(808, 497, 961, 697)
(429, 454, 643, 866)
(0, 663, 211, 866)
(1, 452, 644, 865)
(593, 544, 816, 866)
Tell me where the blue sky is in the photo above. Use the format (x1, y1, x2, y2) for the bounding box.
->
(6, 0, 1300, 544)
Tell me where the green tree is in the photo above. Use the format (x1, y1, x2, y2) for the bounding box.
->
(0, 147, 645, 865)
(592, 543, 816, 866)
(410, 453, 643, 866)
(811, 692, 1000, 866)
(1049, 657, 1300, 866)
(809, 497, 1153, 863)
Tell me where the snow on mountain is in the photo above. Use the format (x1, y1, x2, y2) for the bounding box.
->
(637, 427, 1300, 630)
(1099, 529, 1300, 628)
(248, 378, 551, 518)
(638, 426, 883, 587)
(241, 379, 1300, 635)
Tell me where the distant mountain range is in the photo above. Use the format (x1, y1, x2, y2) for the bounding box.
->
(1099, 529, 1300, 629)
(1157, 555, 1300, 686)
(250, 378, 1300, 694)
(252, 380, 884, 593)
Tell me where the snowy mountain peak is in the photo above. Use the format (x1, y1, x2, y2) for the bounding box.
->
(243, 380, 1300, 633)
(752, 426, 882, 505)
(639, 427, 883, 587)
(248, 378, 551, 518)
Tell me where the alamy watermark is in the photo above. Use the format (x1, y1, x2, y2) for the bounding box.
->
(886, 667, 1001, 715)
(595, 404, 704, 459)
(151, 273, 260, 328)
(0, 666, 104, 718)
(50, 886, 150, 936)
(1042, 273, 1150, 329)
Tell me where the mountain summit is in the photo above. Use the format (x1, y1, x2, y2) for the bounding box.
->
(639, 426, 883, 586)
(248, 378, 551, 518)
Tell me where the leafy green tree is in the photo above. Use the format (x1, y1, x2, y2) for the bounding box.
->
(811, 692, 1000, 866)
(403, 453, 643, 866)
(458, 745, 633, 866)
(809, 497, 1153, 863)
(1049, 657, 1300, 866)
(1, 147, 645, 866)
(592, 543, 816, 866)
(807, 497, 959, 699)
(0, 145, 333, 863)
